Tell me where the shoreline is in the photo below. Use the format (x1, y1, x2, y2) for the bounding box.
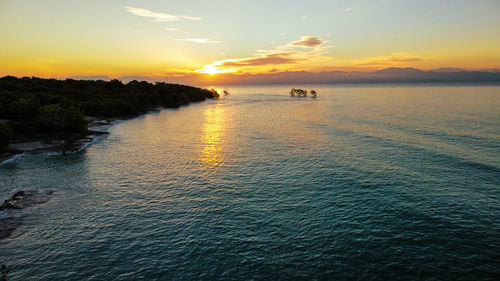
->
(0, 76, 219, 165)
(0, 103, 208, 239)
(0, 102, 207, 165)
(0, 118, 119, 165)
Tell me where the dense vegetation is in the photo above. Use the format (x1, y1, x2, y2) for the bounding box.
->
(290, 88, 317, 98)
(0, 76, 217, 152)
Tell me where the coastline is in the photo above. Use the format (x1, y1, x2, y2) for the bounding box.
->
(0, 76, 219, 165)
(0, 102, 208, 240)
(0, 100, 212, 165)
(0, 119, 115, 165)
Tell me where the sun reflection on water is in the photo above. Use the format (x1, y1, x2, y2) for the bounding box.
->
(199, 103, 226, 170)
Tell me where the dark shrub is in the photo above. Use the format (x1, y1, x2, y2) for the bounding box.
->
(36, 105, 87, 135)
(0, 76, 216, 140)
(0, 123, 12, 151)
(8, 97, 38, 121)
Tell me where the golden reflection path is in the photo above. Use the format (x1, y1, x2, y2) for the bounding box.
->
(199, 102, 227, 170)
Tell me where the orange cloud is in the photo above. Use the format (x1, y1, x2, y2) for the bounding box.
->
(291, 36, 324, 48)
(195, 36, 334, 74)
(220, 53, 300, 67)
(355, 53, 430, 67)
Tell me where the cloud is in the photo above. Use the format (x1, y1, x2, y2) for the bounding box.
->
(195, 35, 334, 74)
(356, 53, 430, 67)
(176, 38, 220, 44)
(124, 6, 201, 22)
(164, 27, 179, 31)
(195, 53, 300, 74)
(390, 55, 426, 63)
(219, 53, 300, 67)
(291, 36, 324, 48)
(344, 8, 352, 12)
(300, 16, 307, 20)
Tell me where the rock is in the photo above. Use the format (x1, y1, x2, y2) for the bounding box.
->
(12, 191, 25, 200)
(0, 217, 20, 239)
(0, 190, 53, 240)
(1, 264, 8, 281)
(10, 140, 65, 152)
(0, 190, 51, 211)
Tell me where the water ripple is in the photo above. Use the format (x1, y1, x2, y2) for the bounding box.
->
(1, 85, 499, 280)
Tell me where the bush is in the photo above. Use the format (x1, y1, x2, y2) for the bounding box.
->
(36, 105, 87, 135)
(0, 123, 12, 151)
(8, 97, 38, 121)
(0, 76, 217, 140)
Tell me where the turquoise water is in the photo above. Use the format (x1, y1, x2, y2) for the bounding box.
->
(1, 85, 499, 280)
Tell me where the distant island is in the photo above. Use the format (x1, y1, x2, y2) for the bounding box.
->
(0, 76, 218, 160)
(130, 67, 500, 85)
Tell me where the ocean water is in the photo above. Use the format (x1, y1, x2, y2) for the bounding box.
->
(0, 85, 499, 280)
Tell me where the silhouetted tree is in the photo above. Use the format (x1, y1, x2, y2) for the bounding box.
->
(208, 88, 220, 98)
(290, 88, 308, 97)
(0, 124, 12, 151)
(0, 76, 218, 152)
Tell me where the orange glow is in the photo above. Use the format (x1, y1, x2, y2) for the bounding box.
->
(196, 64, 235, 75)
(199, 103, 226, 170)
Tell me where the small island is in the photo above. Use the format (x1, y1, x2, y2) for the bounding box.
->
(290, 88, 317, 98)
(0, 76, 219, 161)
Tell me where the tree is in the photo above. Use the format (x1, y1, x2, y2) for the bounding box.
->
(290, 88, 308, 97)
(0, 123, 12, 151)
(36, 105, 87, 135)
(208, 88, 220, 98)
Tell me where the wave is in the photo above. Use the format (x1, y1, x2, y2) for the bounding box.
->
(0, 133, 109, 165)
(0, 152, 27, 166)
(0, 210, 11, 219)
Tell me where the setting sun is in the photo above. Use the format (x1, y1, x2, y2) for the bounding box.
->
(196, 64, 234, 75)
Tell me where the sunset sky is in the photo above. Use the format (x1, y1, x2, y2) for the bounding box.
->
(1, 0, 500, 82)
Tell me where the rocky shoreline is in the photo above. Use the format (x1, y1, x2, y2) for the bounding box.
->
(0, 118, 117, 165)
(0, 189, 53, 239)
(0, 119, 115, 238)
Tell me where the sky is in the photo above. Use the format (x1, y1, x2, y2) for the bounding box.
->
(1, 0, 500, 82)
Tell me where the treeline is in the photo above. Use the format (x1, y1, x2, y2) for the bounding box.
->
(0, 76, 217, 151)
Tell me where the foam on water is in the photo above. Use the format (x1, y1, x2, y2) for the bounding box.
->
(0, 153, 27, 166)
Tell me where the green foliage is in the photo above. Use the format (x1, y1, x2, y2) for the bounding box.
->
(0, 123, 12, 151)
(290, 88, 317, 98)
(0, 76, 217, 142)
(8, 97, 39, 121)
(290, 88, 308, 97)
(36, 105, 87, 135)
(208, 88, 220, 98)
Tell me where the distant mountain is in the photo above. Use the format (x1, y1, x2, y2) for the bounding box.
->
(70, 75, 111, 81)
(431, 68, 466, 73)
(64, 68, 500, 86)
(154, 67, 500, 85)
(373, 67, 424, 76)
(478, 68, 500, 73)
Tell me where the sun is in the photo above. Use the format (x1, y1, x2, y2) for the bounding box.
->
(196, 64, 235, 75)
(202, 65, 220, 75)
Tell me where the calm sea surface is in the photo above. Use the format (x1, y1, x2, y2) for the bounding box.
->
(1, 85, 499, 280)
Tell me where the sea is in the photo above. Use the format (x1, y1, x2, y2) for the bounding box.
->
(1, 84, 499, 280)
